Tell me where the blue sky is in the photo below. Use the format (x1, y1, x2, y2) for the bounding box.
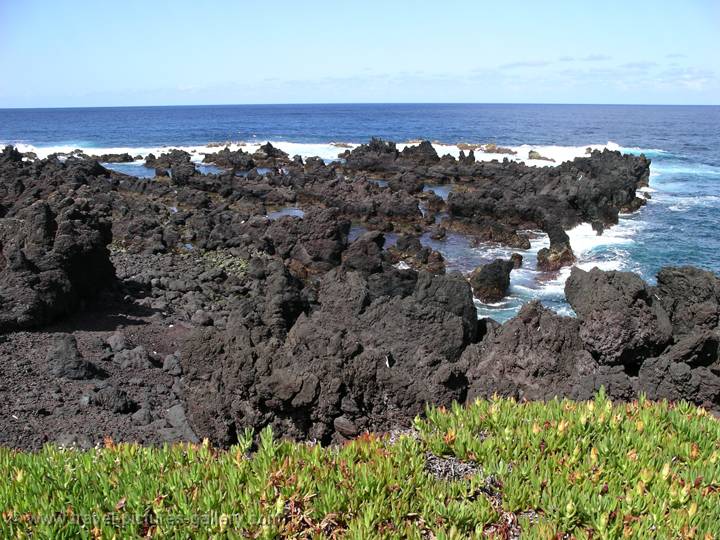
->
(1, 0, 718, 107)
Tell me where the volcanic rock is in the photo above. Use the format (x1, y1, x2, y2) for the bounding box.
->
(202, 147, 255, 171)
(47, 334, 101, 380)
(144, 149, 192, 170)
(656, 266, 720, 336)
(0, 158, 115, 331)
(92, 153, 134, 163)
(464, 301, 597, 401)
(252, 143, 289, 166)
(537, 222, 575, 271)
(91, 386, 137, 414)
(387, 234, 445, 274)
(528, 150, 554, 162)
(180, 268, 476, 445)
(565, 267, 672, 365)
(469, 258, 516, 303)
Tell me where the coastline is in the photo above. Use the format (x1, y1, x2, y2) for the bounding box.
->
(10, 138, 624, 167)
(6, 137, 652, 322)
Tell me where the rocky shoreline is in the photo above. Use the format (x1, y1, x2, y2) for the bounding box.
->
(1, 140, 716, 450)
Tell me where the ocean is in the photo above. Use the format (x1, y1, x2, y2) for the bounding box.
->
(1, 103, 718, 321)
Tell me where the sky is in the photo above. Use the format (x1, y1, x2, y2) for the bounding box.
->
(0, 0, 718, 107)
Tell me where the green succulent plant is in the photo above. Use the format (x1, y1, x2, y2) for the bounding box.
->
(2, 391, 719, 538)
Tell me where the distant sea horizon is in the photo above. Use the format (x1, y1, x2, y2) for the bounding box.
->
(2, 102, 719, 111)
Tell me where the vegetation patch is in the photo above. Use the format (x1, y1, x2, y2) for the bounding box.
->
(198, 250, 248, 278)
(2, 391, 719, 538)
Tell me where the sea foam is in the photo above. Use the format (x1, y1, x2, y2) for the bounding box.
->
(10, 139, 629, 168)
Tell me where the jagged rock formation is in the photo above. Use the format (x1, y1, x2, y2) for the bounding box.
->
(464, 266, 719, 410)
(0, 147, 115, 331)
(468, 256, 521, 302)
(180, 264, 477, 445)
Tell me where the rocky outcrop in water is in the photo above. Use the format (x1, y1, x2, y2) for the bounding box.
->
(144, 149, 193, 170)
(528, 150, 554, 162)
(202, 147, 255, 171)
(252, 142, 290, 166)
(469, 256, 521, 302)
(537, 222, 575, 271)
(443, 149, 649, 271)
(91, 153, 135, 163)
(342, 139, 651, 273)
(387, 234, 446, 274)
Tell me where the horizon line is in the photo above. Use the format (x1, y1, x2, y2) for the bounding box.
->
(1, 101, 719, 111)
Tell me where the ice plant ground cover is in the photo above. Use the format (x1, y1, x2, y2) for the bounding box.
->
(2, 391, 719, 539)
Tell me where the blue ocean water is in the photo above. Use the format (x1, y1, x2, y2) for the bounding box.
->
(1, 104, 719, 320)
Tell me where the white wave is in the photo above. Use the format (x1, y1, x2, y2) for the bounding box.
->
(394, 140, 623, 167)
(473, 298, 513, 308)
(14, 143, 87, 158)
(651, 162, 720, 177)
(513, 141, 621, 166)
(10, 139, 657, 169)
(240, 141, 356, 162)
(617, 146, 669, 157)
(576, 259, 625, 272)
(8, 140, 358, 164)
(512, 281, 565, 296)
(483, 216, 645, 316)
(553, 305, 576, 317)
(566, 221, 638, 259)
(535, 220, 643, 291)
(663, 194, 720, 212)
